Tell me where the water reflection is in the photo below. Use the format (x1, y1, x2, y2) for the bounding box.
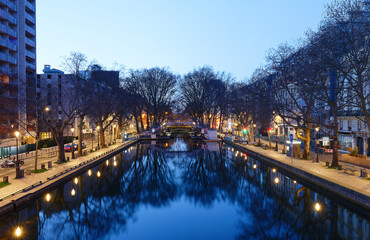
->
(0, 140, 368, 240)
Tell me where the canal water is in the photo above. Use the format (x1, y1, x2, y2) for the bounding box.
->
(0, 139, 369, 240)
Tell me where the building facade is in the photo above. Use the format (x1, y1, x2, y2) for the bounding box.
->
(0, 0, 36, 147)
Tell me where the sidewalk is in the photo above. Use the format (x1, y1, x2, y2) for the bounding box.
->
(0, 140, 134, 200)
(232, 140, 370, 198)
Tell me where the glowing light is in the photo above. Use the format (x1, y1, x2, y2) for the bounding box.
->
(314, 202, 321, 212)
(106, 160, 109, 166)
(97, 171, 101, 177)
(235, 153, 238, 157)
(272, 168, 276, 173)
(15, 227, 21, 237)
(88, 170, 92, 176)
(253, 164, 257, 169)
(293, 180, 297, 184)
(45, 106, 50, 111)
(245, 156, 248, 160)
(113, 161, 117, 166)
(14, 131, 20, 138)
(45, 193, 51, 202)
(74, 178, 78, 184)
(274, 177, 279, 184)
(71, 189, 76, 196)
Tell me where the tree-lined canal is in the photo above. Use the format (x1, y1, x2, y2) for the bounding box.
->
(0, 139, 369, 239)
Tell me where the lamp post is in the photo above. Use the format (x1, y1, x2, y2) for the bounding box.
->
(14, 131, 21, 179)
(253, 124, 256, 142)
(97, 126, 100, 150)
(315, 127, 320, 163)
(113, 124, 116, 144)
(91, 128, 94, 152)
(275, 125, 278, 151)
(71, 127, 75, 159)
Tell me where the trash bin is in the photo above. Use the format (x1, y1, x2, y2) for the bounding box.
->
(338, 165, 342, 170)
(26, 169, 31, 175)
(19, 170, 24, 178)
(48, 161, 52, 169)
(41, 164, 46, 170)
(3, 176, 8, 183)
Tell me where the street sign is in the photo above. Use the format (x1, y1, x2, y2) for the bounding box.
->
(325, 149, 333, 153)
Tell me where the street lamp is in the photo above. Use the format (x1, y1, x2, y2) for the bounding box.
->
(253, 124, 256, 142)
(97, 126, 100, 149)
(113, 124, 116, 144)
(275, 125, 278, 151)
(315, 127, 320, 163)
(14, 131, 21, 179)
(71, 127, 75, 159)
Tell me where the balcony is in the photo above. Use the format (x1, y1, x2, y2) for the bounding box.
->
(26, 62, 36, 71)
(7, 55, 16, 65)
(7, 27, 16, 38)
(25, 38, 36, 48)
(25, 25, 35, 36)
(0, 0, 17, 11)
(7, 13, 16, 25)
(25, 0, 35, 12)
(0, 52, 7, 62)
(0, 8, 7, 20)
(26, 50, 35, 59)
(25, 12, 35, 24)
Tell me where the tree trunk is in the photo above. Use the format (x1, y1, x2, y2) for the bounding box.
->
(332, 131, 339, 167)
(117, 125, 122, 139)
(56, 134, 66, 163)
(302, 129, 310, 160)
(78, 117, 83, 156)
(268, 132, 271, 149)
(100, 128, 105, 147)
(34, 137, 39, 171)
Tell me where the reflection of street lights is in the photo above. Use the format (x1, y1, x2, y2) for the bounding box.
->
(14, 131, 21, 179)
(253, 124, 256, 142)
(315, 127, 320, 163)
(275, 125, 278, 151)
(71, 127, 75, 159)
(97, 126, 100, 149)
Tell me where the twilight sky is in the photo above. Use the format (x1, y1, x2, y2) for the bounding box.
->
(36, 0, 332, 80)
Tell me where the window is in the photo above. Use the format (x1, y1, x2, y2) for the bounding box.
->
(47, 74, 51, 79)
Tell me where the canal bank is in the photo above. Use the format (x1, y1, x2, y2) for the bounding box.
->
(0, 140, 138, 218)
(224, 140, 370, 213)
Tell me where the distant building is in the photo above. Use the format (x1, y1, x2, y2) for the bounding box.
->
(37, 65, 76, 138)
(0, 0, 37, 147)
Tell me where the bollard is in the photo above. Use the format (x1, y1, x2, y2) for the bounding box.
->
(41, 164, 46, 170)
(26, 169, 31, 175)
(325, 162, 330, 167)
(48, 161, 52, 169)
(3, 176, 8, 183)
(337, 165, 342, 170)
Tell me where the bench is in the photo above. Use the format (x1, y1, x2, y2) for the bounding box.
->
(343, 164, 357, 175)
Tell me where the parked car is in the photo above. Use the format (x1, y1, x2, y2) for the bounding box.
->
(64, 144, 73, 152)
(1, 160, 15, 168)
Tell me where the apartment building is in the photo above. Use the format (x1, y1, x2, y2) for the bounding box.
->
(0, 0, 36, 147)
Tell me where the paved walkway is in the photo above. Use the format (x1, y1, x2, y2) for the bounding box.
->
(0, 141, 134, 200)
(233, 140, 370, 198)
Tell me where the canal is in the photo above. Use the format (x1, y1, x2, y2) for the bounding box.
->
(0, 139, 369, 239)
